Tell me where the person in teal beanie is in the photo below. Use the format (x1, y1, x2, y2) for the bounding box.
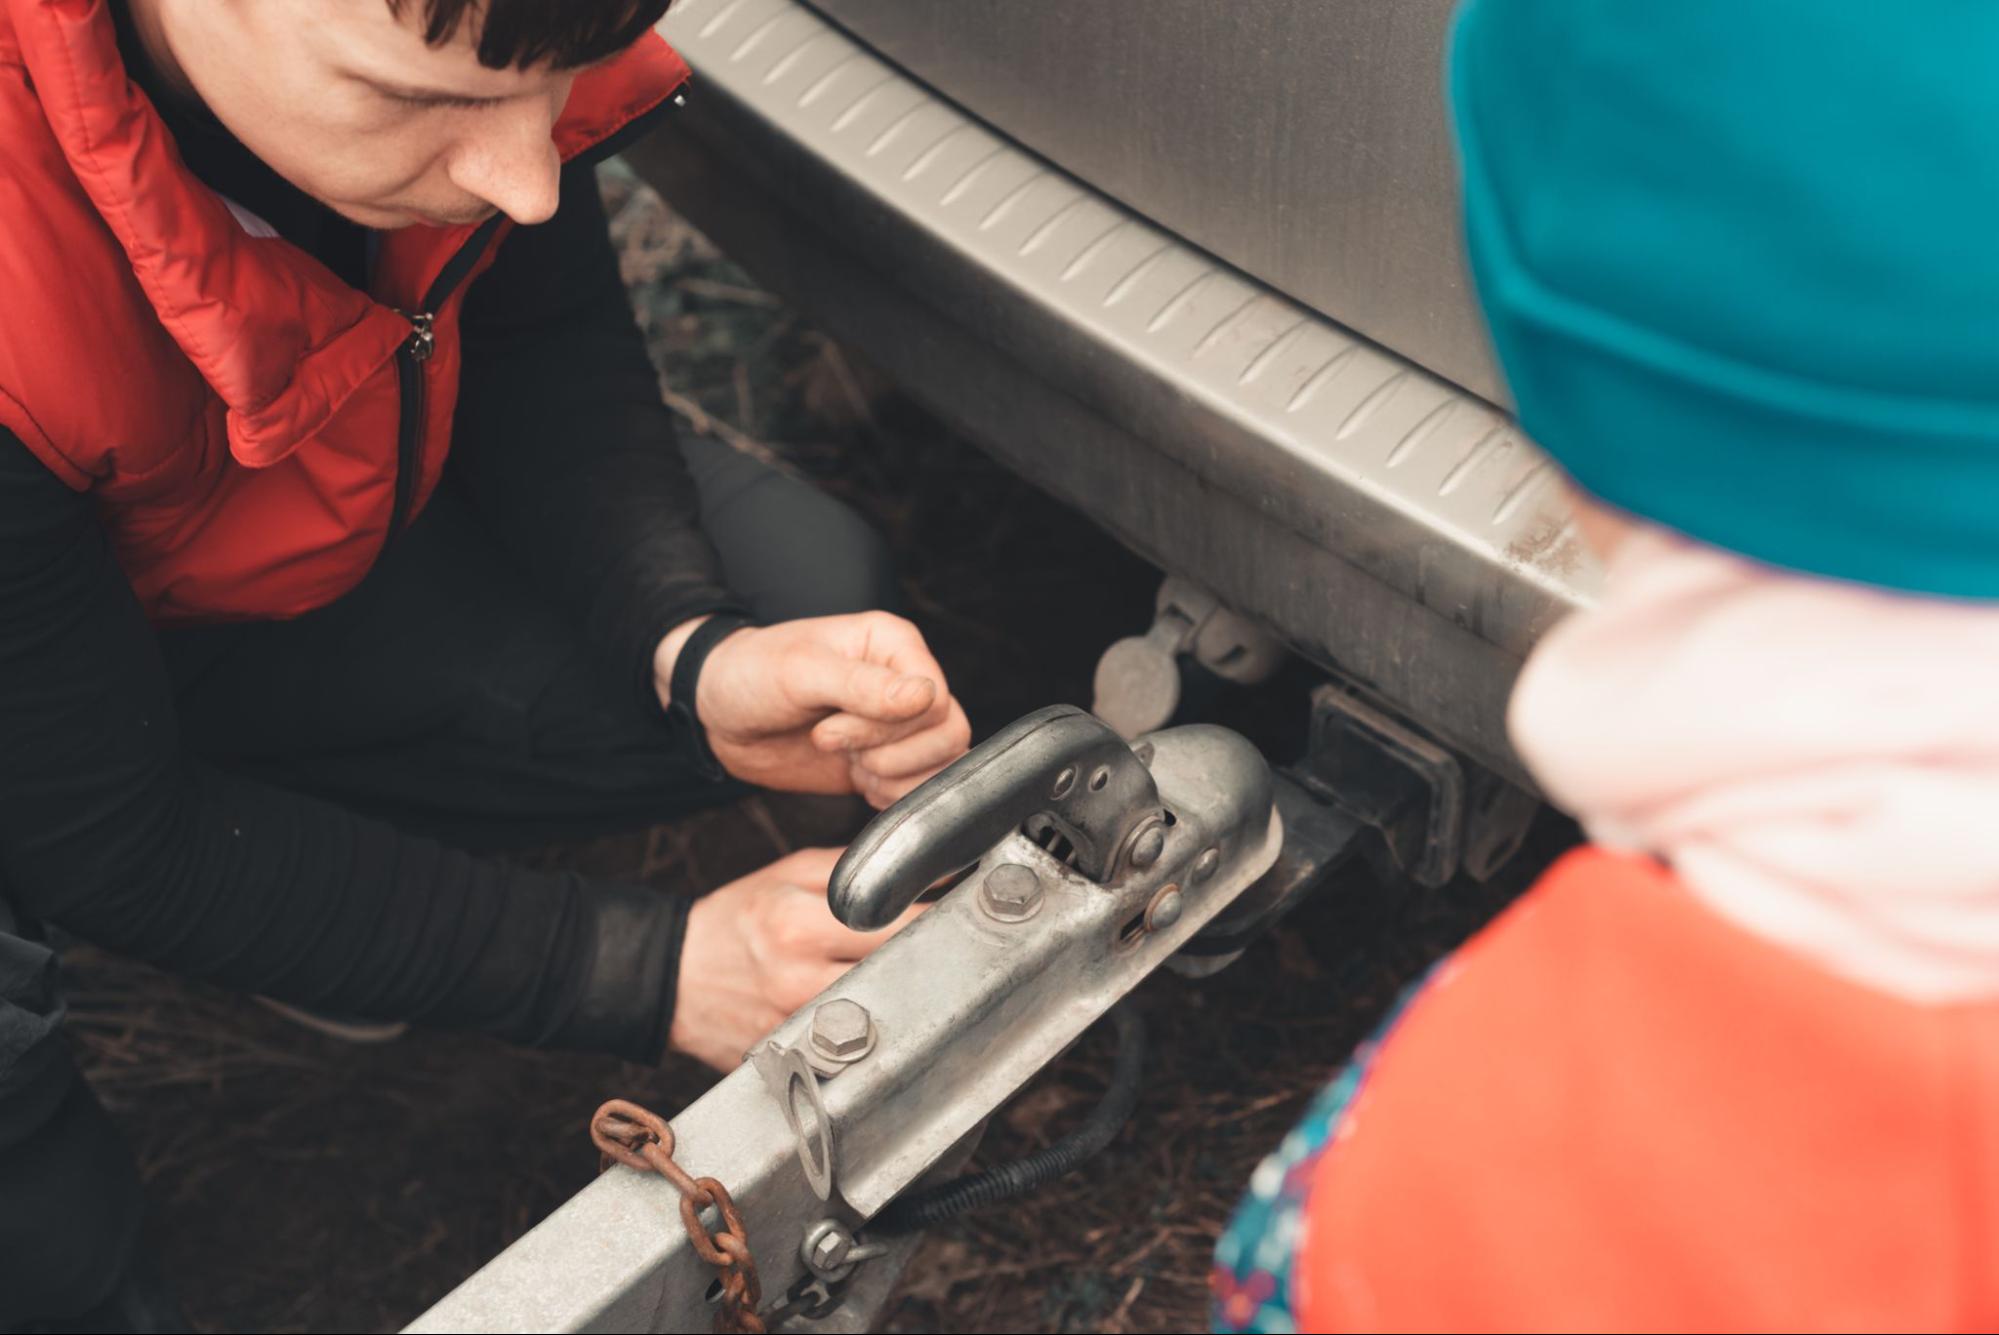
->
(1459, 0, 1999, 599)
(1213, 2, 1999, 1330)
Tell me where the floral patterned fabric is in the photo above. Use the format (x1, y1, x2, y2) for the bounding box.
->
(1210, 982, 1428, 1333)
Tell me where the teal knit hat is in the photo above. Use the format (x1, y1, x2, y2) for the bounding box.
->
(1448, 0, 1999, 597)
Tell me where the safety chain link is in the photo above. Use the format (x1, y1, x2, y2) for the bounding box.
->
(591, 1098, 765, 1334)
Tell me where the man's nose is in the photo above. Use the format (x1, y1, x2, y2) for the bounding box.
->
(444, 100, 564, 226)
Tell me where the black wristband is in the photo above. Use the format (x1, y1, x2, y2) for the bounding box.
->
(667, 612, 756, 782)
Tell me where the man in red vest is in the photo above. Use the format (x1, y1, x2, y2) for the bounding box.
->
(0, 0, 973, 1325)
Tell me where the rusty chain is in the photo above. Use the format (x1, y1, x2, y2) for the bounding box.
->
(591, 1098, 765, 1334)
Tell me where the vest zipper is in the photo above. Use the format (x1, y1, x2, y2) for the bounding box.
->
(378, 89, 684, 550)
(382, 213, 506, 547)
(387, 311, 434, 545)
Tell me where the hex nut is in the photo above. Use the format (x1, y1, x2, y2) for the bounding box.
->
(809, 998, 874, 1061)
(810, 1229, 850, 1270)
(801, 1219, 856, 1278)
(981, 862, 1044, 921)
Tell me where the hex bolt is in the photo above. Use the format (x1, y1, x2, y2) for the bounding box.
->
(1193, 847, 1221, 882)
(1128, 823, 1167, 870)
(809, 998, 875, 1063)
(981, 862, 1044, 921)
(802, 1219, 855, 1277)
(811, 1225, 850, 1270)
(1145, 884, 1185, 932)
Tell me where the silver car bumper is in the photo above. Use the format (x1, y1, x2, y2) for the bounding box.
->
(640, 0, 1599, 784)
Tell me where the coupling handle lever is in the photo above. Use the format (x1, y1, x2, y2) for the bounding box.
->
(828, 705, 1162, 930)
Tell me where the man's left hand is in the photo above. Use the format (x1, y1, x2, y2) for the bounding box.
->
(656, 612, 971, 808)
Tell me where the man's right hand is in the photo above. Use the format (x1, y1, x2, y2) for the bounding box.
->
(655, 612, 971, 810)
(669, 847, 914, 1071)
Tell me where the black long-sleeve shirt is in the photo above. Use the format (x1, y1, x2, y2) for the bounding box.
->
(453, 157, 743, 719)
(0, 22, 736, 1063)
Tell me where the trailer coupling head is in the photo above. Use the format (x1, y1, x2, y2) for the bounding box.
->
(412, 707, 1290, 1333)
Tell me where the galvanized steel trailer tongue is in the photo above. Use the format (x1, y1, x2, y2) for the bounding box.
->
(408, 706, 1291, 1333)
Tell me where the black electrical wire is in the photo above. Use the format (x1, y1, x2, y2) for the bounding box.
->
(872, 1002, 1146, 1234)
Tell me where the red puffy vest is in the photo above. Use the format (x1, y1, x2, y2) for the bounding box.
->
(0, 0, 688, 623)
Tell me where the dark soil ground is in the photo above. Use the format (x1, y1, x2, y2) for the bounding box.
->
(59, 166, 1552, 1334)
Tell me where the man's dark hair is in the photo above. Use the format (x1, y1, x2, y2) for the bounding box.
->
(390, 0, 675, 70)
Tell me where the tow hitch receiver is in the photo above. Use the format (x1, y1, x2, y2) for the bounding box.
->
(409, 706, 1282, 1333)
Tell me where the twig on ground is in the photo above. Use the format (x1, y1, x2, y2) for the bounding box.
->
(677, 276, 783, 308)
(654, 373, 800, 477)
(1102, 1275, 1147, 1333)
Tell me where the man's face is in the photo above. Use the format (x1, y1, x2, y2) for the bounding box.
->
(153, 0, 580, 229)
